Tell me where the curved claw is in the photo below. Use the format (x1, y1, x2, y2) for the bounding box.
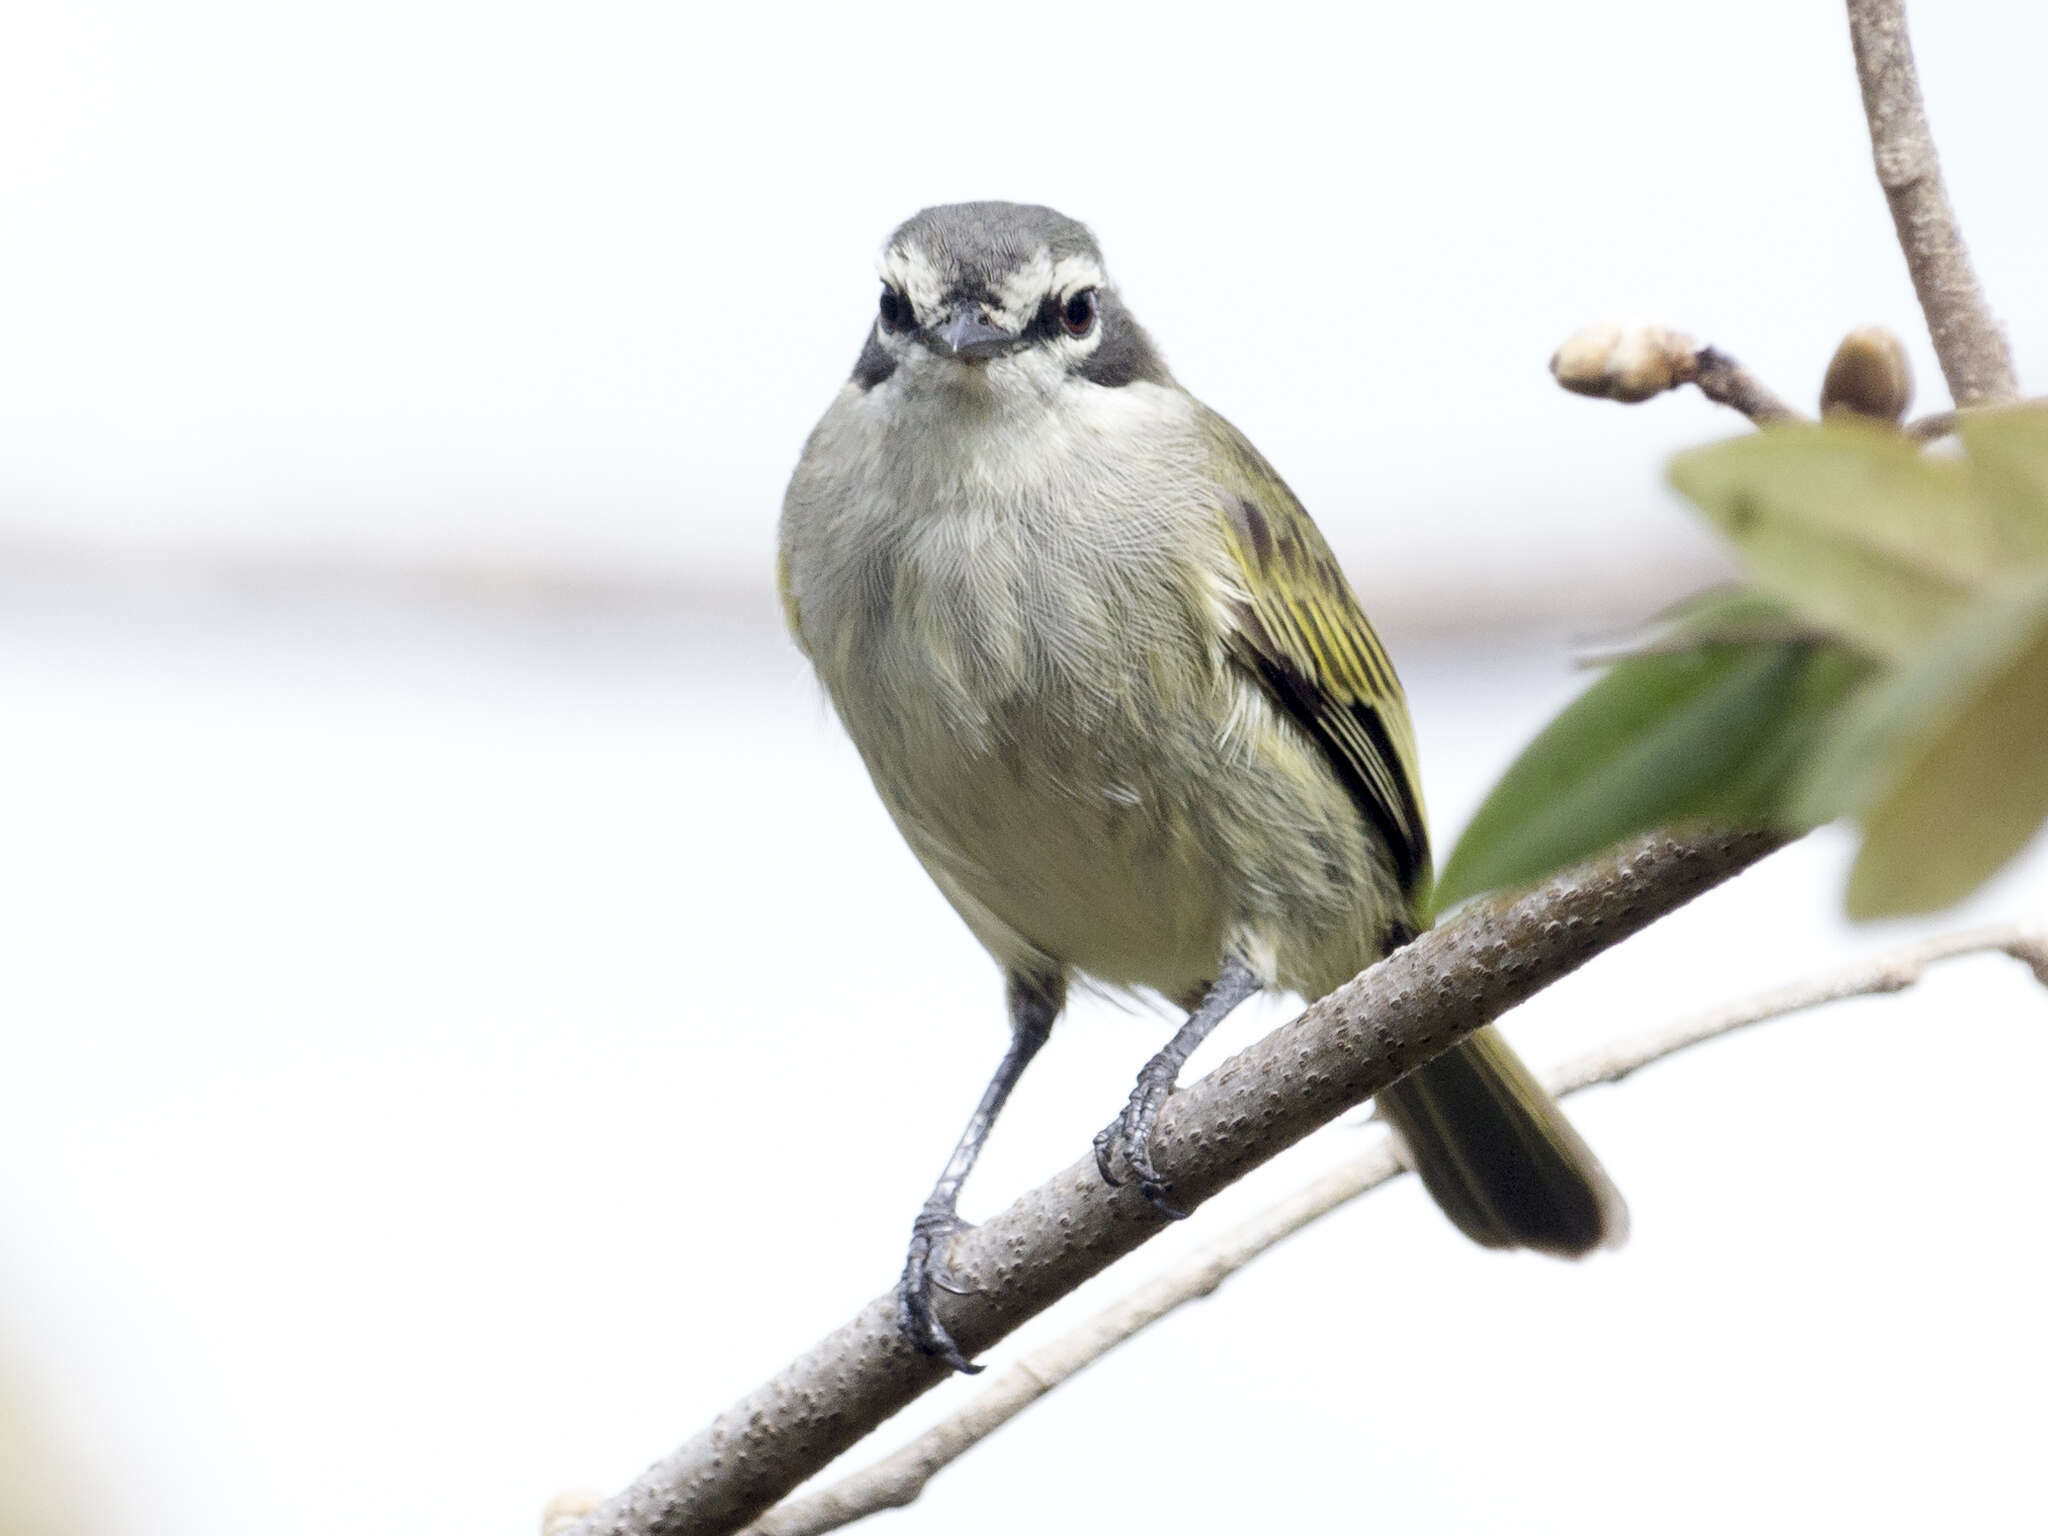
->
(1133, 1170, 1190, 1220)
(1092, 1123, 1128, 1187)
(1123, 1137, 1190, 1220)
(1093, 1087, 1192, 1220)
(898, 1209, 983, 1375)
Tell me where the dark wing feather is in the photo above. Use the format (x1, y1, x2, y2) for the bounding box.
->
(1204, 408, 1432, 902)
(1205, 413, 1627, 1254)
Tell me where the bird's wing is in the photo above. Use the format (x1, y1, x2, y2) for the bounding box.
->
(1203, 407, 1433, 903)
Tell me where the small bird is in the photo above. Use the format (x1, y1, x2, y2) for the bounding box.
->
(779, 202, 1626, 1372)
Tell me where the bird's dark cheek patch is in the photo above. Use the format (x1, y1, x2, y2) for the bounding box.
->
(1070, 293, 1170, 390)
(852, 329, 897, 390)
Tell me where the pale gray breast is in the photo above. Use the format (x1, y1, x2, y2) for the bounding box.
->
(787, 376, 1228, 767)
(782, 374, 1247, 982)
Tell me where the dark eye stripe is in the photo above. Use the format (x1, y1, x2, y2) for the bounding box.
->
(1059, 288, 1170, 388)
(1024, 293, 1066, 342)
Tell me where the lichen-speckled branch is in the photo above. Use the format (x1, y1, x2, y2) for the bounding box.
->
(731, 924, 2048, 1536)
(560, 831, 1780, 1536)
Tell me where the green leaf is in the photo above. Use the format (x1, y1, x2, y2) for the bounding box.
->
(1795, 572, 2048, 919)
(1957, 404, 2048, 563)
(1432, 637, 1874, 914)
(1669, 422, 2008, 661)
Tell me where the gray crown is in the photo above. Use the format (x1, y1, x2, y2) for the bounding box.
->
(886, 202, 1102, 301)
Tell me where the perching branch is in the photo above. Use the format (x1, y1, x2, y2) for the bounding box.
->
(736, 1143, 1405, 1536)
(560, 832, 1780, 1536)
(1846, 0, 2019, 408)
(733, 923, 2048, 1536)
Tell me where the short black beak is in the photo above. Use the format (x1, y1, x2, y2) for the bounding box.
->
(935, 304, 1018, 360)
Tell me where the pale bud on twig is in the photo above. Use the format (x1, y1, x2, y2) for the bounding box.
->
(1820, 325, 1914, 423)
(1549, 321, 1700, 403)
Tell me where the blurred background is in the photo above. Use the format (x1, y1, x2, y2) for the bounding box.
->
(5, 2, 2046, 1532)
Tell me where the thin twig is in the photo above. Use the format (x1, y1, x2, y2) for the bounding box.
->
(1906, 406, 1966, 442)
(1690, 347, 1802, 425)
(1846, 0, 2019, 407)
(560, 832, 1780, 1536)
(1549, 324, 1802, 427)
(1547, 922, 2048, 1092)
(1904, 396, 2048, 443)
(735, 924, 2048, 1536)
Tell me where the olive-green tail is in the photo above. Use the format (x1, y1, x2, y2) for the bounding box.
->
(1376, 1025, 1628, 1257)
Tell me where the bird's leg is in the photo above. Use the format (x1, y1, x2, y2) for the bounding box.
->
(1094, 954, 1262, 1218)
(899, 972, 1060, 1375)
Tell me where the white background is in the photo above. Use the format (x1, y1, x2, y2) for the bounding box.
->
(3, 3, 2045, 1533)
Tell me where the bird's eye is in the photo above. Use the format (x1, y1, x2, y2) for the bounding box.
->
(878, 287, 911, 333)
(1060, 288, 1098, 338)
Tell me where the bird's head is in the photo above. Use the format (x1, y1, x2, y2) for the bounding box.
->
(853, 202, 1167, 394)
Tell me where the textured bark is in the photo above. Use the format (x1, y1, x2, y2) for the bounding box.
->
(740, 924, 2048, 1536)
(565, 831, 1782, 1536)
(1846, 0, 2019, 407)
